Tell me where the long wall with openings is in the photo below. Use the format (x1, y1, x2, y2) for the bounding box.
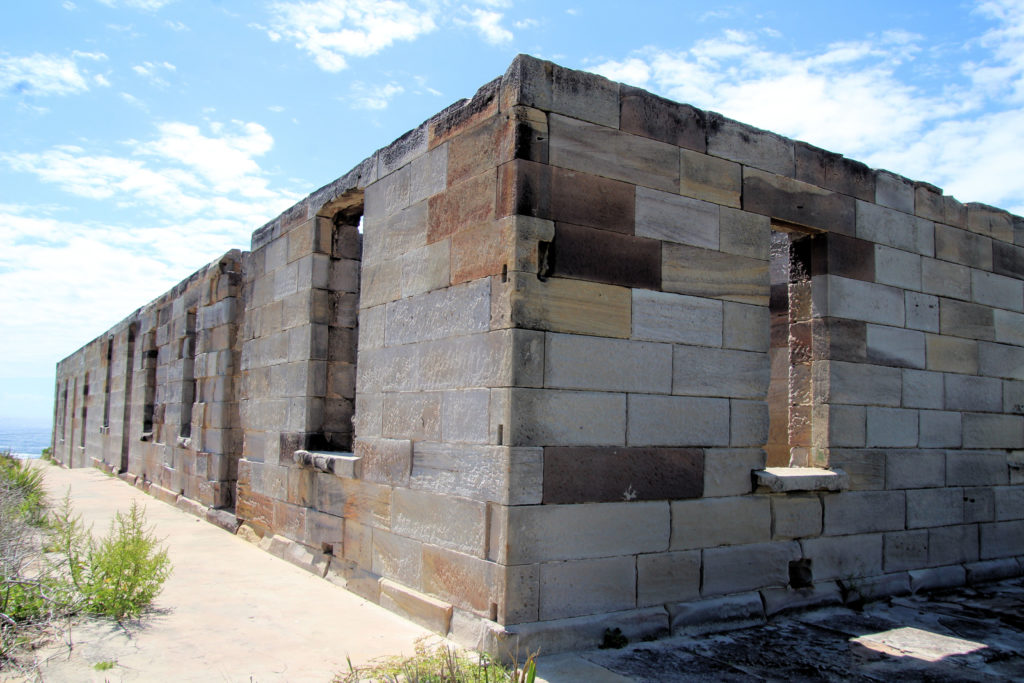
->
(53, 54, 1024, 655)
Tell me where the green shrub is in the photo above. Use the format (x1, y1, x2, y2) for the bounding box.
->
(0, 452, 47, 527)
(80, 500, 171, 619)
(336, 637, 537, 683)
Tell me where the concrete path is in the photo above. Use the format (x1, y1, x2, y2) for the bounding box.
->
(28, 462, 432, 683)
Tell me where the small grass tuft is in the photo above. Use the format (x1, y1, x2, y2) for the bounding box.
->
(93, 660, 116, 671)
(335, 636, 538, 683)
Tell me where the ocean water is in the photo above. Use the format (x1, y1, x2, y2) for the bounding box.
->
(0, 417, 52, 458)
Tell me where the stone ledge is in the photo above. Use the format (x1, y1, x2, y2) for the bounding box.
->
(754, 467, 849, 493)
(294, 449, 360, 478)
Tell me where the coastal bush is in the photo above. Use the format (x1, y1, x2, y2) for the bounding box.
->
(335, 637, 538, 683)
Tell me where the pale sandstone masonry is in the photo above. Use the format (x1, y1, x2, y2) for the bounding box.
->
(53, 55, 1024, 655)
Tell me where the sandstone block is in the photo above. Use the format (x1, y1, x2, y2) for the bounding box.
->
(669, 592, 766, 635)
(360, 258, 402, 309)
(965, 558, 1022, 584)
(723, 301, 770, 352)
(377, 124, 428, 177)
(944, 374, 1002, 412)
(979, 341, 1024, 380)
(549, 222, 661, 290)
(702, 541, 801, 596)
(935, 223, 993, 270)
(821, 276, 905, 327)
(315, 473, 391, 527)
(813, 404, 866, 448)
(980, 520, 1024, 560)
(385, 279, 490, 346)
(502, 273, 631, 338)
(907, 487, 964, 529)
(620, 84, 705, 151)
(371, 529, 423, 589)
(800, 533, 883, 580)
(663, 242, 769, 306)
(632, 289, 723, 346)
(627, 394, 730, 447)
(794, 142, 874, 201)
(771, 494, 822, 540)
(672, 345, 768, 399)
(507, 388, 625, 447)
(901, 369, 943, 409)
(973, 269, 1023, 311)
(401, 240, 449, 297)
(420, 544, 502, 618)
(543, 446, 703, 504)
(393, 488, 487, 558)
(720, 207, 770, 260)
(874, 171, 914, 213)
(744, 168, 854, 234)
(549, 113, 678, 193)
(966, 202, 1015, 241)
(928, 524, 979, 566)
(822, 490, 905, 535)
(635, 185, 719, 248)
(441, 389, 490, 444)
(731, 399, 768, 446)
(702, 448, 765, 497)
(905, 292, 940, 333)
(427, 170, 496, 243)
(450, 219, 509, 284)
(964, 486, 995, 523)
(500, 501, 669, 564)
(708, 115, 794, 176)
(361, 201, 427, 265)
(679, 148, 741, 208)
(946, 452, 1009, 486)
(856, 200, 933, 256)
(910, 566, 966, 593)
(866, 325, 925, 369)
(925, 335, 979, 374)
(382, 393, 442, 442)
(539, 555, 636, 620)
(994, 485, 1024, 521)
(812, 360, 901, 407)
(671, 496, 771, 550)
(637, 550, 702, 608)
(410, 442, 542, 505)
(884, 530, 929, 572)
(921, 257, 971, 301)
(379, 578, 453, 635)
(874, 245, 922, 290)
(962, 413, 1024, 449)
(993, 240, 1024, 279)
(995, 309, 1024, 346)
(940, 299, 995, 341)
(866, 407, 919, 447)
(886, 450, 945, 489)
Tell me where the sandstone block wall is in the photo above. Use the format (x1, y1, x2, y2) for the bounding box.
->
(53, 54, 1024, 655)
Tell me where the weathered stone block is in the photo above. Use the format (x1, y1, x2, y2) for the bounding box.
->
(679, 148, 741, 208)
(702, 541, 801, 595)
(382, 393, 442, 442)
(627, 394, 730, 447)
(501, 273, 631, 338)
(635, 185, 719, 248)
(720, 207, 770, 260)
(671, 496, 771, 550)
(702, 448, 765, 497)
(672, 345, 768, 399)
(866, 407, 919, 447)
(994, 485, 1024, 521)
(427, 170, 496, 243)
(420, 545, 502, 618)
(401, 240, 450, 297)
(901, 369, 943, 410)
(669, 592, 766, 635)
(663, 243, 769, 306)
(744, 168, 854, 234)
(928, 524, 979, 566)
(866, 325, 925, 369)
(820, 276, 905, 327)
(549, 114, 679, 193)
(973, 269, 1023, 312)
(539, 556, 636, 620)
(379, 578, 453, 635)
(980, 520, 1024, 560)
(723, 301, 769, 352)
(874, 245, 921, 290)
(875, 171, 914, 213)
(801, 533, 883, 580)
(637, 550, 701, 607)
(857, 200, 933, 255)
(385, 279, 490, 346)
(440, 389, 489, 444)
(543, 446, 703, 504)
(940, 299, 995, 341)
(500, 501, 669, 564)
(812, 360, 901, 407)
(708, 115, 794, 177)
(993, 240, 1024, 279)
(979, 341, 1024, 380)
(944, 374, 1002, 412)
(905, 292, 940, 333)
(964, 486, 995, 523)
(546, 333, 671, 394)
(962, 413, 1024, 449)
(921, 257, 971, 301)
(907, 487, 964, 529)
(884, 530, 929, 572)
(925, 335, 979, 374)
(771, 494, 822, 540)
(550, 165, 635, 233)
(507, 388, 625, 447)
(886, 450, 945, 489)
(935, 223, 993, 270)
(946, 452, 1010, 486)
(822, 490, 905, 535)
(995, 309, 1024, 346)
(411, 443, 542, 505)
(620, 84, 705, 151)
(731, 399, 768, 446)
(549, 222, 661, 290)
(393, 488, 487, 558)
(632, 289, 723, 346)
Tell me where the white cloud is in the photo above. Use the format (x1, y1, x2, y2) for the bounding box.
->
(349, 81, 405, 109)
(4, 120, 298, 227)
(592, 10, 1024, 215)
(165, 20, 189, 31)
(513, 18, 538, 29)
(132, 60, 176, 86)
(460, 8, 512, 44)
(267, 0, 437, 72)
(94, 73, 111, 87)
(0, 52, 105, 97)
(62, 1, 76, 9)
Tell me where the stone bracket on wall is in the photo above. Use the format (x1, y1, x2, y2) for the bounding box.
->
(754, 467, 849, 493)
(293, 449, 361, 478)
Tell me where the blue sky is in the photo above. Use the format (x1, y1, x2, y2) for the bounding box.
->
(2, 0, 1023, 424)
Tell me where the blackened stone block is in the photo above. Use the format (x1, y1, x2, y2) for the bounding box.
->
(543, 446, 704, 503)
(795, 142, 874, 202)
(550, 222, 660, 290)
(620, 85, 706, 152)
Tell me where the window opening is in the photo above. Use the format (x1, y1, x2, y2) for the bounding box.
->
(102, 338, 113, 429)
(180, 309, 197, 440)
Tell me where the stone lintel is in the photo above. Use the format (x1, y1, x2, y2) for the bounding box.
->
(755, 467, 849, 493)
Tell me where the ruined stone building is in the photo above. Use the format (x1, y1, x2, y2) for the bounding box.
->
(52, 55, 1024, 653)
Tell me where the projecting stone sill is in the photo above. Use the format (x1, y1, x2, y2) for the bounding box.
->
(754, 467, 849, 493)
(294, 450, 361, 478)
